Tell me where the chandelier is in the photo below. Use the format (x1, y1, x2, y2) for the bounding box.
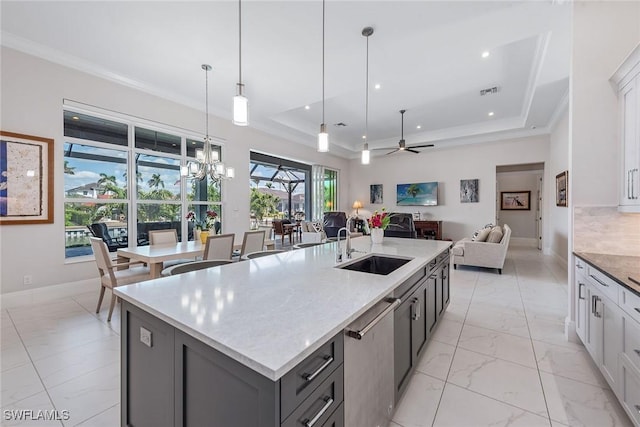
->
(183, 64, 235, 182)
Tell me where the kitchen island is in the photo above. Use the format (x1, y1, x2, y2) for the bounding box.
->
(115, 237, 452, 427)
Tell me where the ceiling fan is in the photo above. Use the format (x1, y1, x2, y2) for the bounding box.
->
(373, 109, 434, 155)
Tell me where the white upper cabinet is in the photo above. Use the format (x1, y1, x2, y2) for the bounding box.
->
(612, 43, 640, 213)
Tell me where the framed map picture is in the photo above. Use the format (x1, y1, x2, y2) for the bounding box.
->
(0, 131, 54, 224)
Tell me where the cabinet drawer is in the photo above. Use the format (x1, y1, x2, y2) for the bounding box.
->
(587, 266, 619, 303)
(281, 333, 344, 421)
(621, 287, 640, 325)
(620, 357, 640, 426)
(393, 267, 426, 299)
(625, 313, 640, 373)
(321, 402, 343, 427)
(282, 366, 344, 427)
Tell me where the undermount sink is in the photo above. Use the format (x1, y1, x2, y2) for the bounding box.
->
(337, 255, 412, 275)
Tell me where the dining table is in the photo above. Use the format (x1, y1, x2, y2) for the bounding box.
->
(117, 238, 277, 278)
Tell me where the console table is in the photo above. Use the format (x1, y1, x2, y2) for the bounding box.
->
(414, 220, 442, 240)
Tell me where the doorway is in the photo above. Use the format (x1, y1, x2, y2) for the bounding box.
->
(496, 163, 544, 249)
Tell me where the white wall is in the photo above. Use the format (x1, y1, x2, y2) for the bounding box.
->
(347, 135, 550, 242)
(548, 109, 569, 262)
(0, 47, 350, 294)
(496, 171, 540, 240)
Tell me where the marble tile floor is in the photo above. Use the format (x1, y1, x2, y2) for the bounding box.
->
(0, 247, 632, 426)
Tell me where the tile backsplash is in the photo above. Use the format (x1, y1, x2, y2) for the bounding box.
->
(574, 206, 640, 256)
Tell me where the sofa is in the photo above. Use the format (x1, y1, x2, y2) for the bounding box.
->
(451, 224, 511, 274)
(300, 220, 327, 243)
(384, 213, 417, 239)
(322, 212, 347, 238)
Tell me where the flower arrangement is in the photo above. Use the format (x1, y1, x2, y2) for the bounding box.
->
(368, 208, 391, 230)
(186, 210, 218, 230)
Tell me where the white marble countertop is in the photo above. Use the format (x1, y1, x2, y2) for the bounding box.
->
(115, 237, 452, 380)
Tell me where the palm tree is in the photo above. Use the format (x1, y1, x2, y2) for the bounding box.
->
(147, 173, 164, 189)
(64, 160, 75, 175)
(406, 183, 422, 198)
(97, 173, 116, 187)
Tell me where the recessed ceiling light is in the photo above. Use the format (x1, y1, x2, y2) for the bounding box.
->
(304, 105, 310, 110)
(72, 116, 79, 120)
(488, 111, 494, 116)
(416, 125, 421, 129)
(374, 84, 381, 89)
(482, 51, 490, 58)
(362, 135, 366, 139)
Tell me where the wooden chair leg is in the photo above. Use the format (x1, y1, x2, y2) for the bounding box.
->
(96, 286, 106, 313)
(107, 293, 117, 322)
(289, 232, 292, 244)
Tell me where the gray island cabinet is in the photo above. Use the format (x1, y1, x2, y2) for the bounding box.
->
(115, 238, 452, 427)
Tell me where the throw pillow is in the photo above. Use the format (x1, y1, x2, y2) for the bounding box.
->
(473, 227, 491, 242)
(310, 221, 323, 233)
(486, 226, 503, 243)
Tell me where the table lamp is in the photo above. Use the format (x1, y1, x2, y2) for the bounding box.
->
(352, 200, 363, 216)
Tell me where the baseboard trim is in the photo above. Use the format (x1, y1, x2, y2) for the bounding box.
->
(510, 237, 538, 247)
(0, 278, 98, 309)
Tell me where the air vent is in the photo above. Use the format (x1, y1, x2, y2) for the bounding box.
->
(480, 87, 499, 96)
(334, 122, 347, 127)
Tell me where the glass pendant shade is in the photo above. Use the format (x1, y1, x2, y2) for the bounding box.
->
(317, 123, 329, 152)
(361, 143, 370, 165)
(233, 89, 249, 126)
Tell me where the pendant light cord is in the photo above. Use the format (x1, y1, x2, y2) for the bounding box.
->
(322, 0, 325, 124)
(238, 0, 242, 85)
(205, 67, 209, 138)
(365, 33, 369, 143)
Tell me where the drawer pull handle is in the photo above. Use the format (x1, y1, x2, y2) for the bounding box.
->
(635, 308, 640, 315)
(304, 396, 334, 427)
(634, 349, 640, 357)
(346, 298, 401, 340)
(302, 355, 334, 382)
(576, 264, 584, 269)
(635, 404, 640, 415)
(589, 274, 609, 287)
(578, 283, 585, 300)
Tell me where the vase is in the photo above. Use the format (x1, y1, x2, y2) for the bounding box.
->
(199, 230, 209, 244)
(194, 228, 201, 242)
(370, 228, 384, 244)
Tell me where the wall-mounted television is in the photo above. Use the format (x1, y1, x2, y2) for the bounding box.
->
(396, 182, 438, 206)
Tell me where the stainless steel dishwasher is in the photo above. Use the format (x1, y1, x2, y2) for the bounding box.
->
(344, 296, 400, 427)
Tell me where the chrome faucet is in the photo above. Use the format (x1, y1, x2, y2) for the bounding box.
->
(336, 218, 354, 263)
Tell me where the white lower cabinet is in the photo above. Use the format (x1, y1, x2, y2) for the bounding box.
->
(574, 256, 638, 426)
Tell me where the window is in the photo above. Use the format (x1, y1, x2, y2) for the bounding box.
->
(324, 168, 338, 212)
(63, 108, 225, 258)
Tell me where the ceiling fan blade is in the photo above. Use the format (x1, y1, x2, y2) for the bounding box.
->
(408, 143, 434, 149)
(371, 146, 397, 151)
(406, 148, 420, 154)
(385, 148, 399, 155)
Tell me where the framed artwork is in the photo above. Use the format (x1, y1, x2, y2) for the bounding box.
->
(556, 171, 568, 207)
(396, 182, 438, 206)
(500, 191, 530, 210)
(460, 179, 479, 203)
(0, 131, 54, 224)
(370, 184, 383, 204)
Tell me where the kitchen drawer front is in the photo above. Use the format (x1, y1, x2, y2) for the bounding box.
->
(321, 402, 343, 427)
(620, 356, 640, 427)
(625, 314, 640, 373)
(587, 266, 619, 303)
(621, 287, 640, 325)
(393, 266, 426, 299)
(281, 366, 344, 427)
(281, 332, 344, 421)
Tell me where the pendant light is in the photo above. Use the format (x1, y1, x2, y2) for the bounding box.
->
(183, 64, 235, 182)
(361, 26, 374, 165)
(233, 0, 249, 126)
(317, 0, 329, 152)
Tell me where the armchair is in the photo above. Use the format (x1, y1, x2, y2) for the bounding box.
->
(87, 222, 128, 252)
(322, 212, 347, 238)
(451, 224, 511, 274)
(383, 213, 417, 239)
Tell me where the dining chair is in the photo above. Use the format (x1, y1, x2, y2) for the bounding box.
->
(203, 233, 235, 260)
(241, 249, 285, 260)
(273, 220, 293, 245)
(148, 229, 178, 245)
(90, 237, 151, 321)
(163, 259, 233, 276)
(240, 230, 266, 257)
